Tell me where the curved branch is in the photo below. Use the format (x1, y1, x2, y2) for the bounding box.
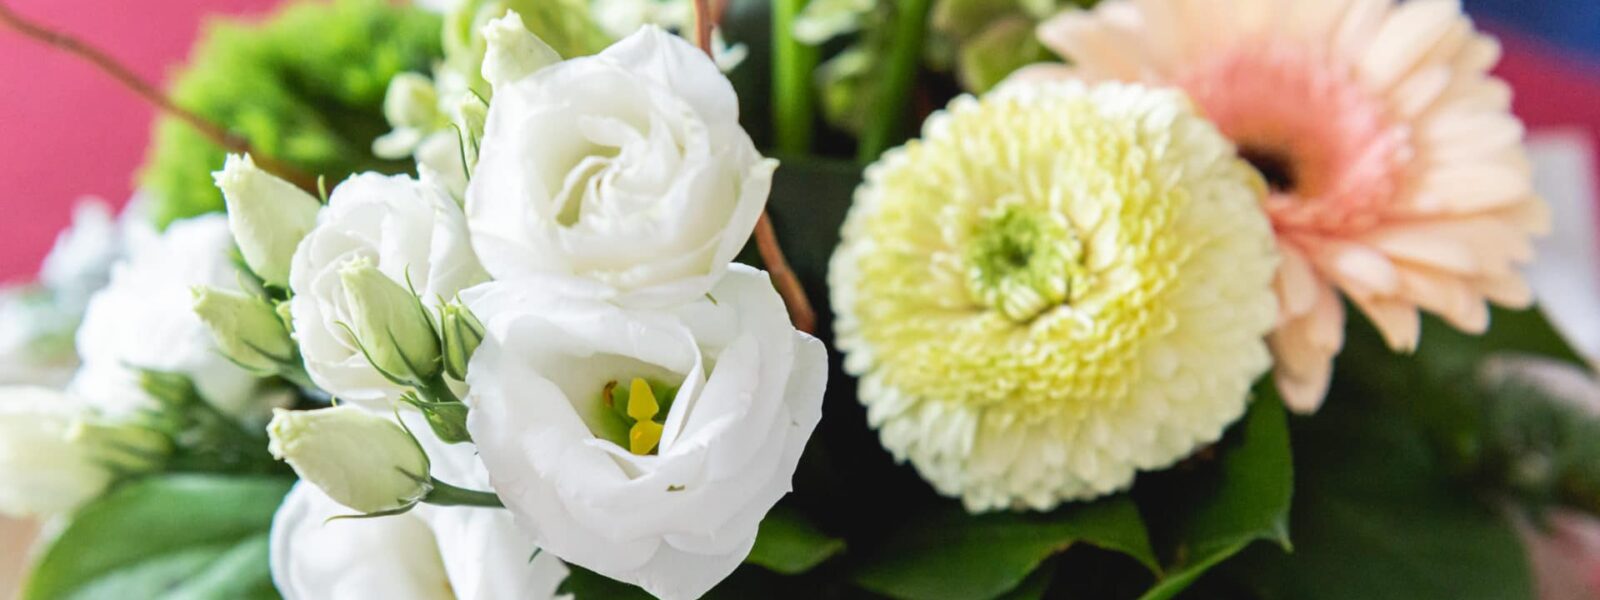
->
(0, 2, 319, 192)
(691, 0, 818, 334)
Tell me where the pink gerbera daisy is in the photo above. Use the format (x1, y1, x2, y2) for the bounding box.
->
(1023, 0, 1549, 412)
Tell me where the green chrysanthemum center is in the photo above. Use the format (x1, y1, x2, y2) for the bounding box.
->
(965, 205, 1087, 321)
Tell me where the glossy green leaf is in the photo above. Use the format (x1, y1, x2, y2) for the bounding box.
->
(24, 475, 293, 600)
(1136, 393, 1294, 600)
(854, 496, 1156, 600)
(748, 505, 847, 575)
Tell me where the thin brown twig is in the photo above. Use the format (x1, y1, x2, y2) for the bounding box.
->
(0, 1, 319, 192)
(693, 0, 714, 57)
(691, 0, 816, 334)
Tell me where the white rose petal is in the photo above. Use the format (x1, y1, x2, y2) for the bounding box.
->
(72, 215, 263, 419)
(466, 26, 776, 308)
(463, 265, 826, 599)
(289, 174, 488, 405)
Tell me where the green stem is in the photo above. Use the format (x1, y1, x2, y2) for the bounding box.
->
(425, 478, 504, 508)
(857, 0, 933, 164)
(773, 0, 819, 155)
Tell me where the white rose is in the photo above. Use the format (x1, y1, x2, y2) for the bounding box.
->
(463, 265, 827, 599)
(270, 483, 570, 600)
(289, 174, 488, 405)
(465, 26, 776, 308)
(71, 215, 263, 419)
(0, 387, 111, 517)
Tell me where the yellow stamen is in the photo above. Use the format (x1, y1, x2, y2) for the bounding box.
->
(625, 378, 662, 455)
(630, 420, 664, 455)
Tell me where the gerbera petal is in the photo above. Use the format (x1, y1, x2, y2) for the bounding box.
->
(1275, 243, 1320, 319)
(1349, 294, 1420, 351)
(1311, 241, 1400, 298)
(1362, 226, 1478, 274)
(1358, 0, 1466, 92)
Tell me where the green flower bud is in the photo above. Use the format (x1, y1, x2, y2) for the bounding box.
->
(192, 286, 296, 374)
(401, 393, 472, 444)
(68, 420, 172, 475)
(213, 154, 323, 288)
(267, 406, 431, 514)
(339, 258, 442, 385)
(480, 10, 561, 91)
(438, 301, 485, 382)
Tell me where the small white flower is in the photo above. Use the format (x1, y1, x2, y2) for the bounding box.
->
(463, 265, 827, 599)
(71, 215, 265, 419)
(40, 199, 124, 309)
(289, 174, 488, 405)
(270, 482, 570, 600)
(466, 26, 775, 308)
(0, 387, 112, 517)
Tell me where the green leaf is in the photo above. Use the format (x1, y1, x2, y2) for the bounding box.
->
(1221, 384, 1534, 600)
(748, 505, 847, 575)
(24, 475, 293, 600)
(854, 496, 1156, 600)
(557, 566, 653, 600)
(1135, 392, 1294, 600)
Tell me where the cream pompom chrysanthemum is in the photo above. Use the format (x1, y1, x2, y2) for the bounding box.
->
(1027, 0, 1548, 413)
(830, 81, 1279, 511)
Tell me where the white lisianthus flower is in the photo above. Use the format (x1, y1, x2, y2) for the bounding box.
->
(71, 215, 265, 419)
(466, 26, 775, 308)
(289, 174, 488, 405)
(463, 265, 827, 599)
(270, 483, 570, 600)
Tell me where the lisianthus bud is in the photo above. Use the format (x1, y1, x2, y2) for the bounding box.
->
(383, 72, 441, 130)
(267, 406, 430, 514)
(213, 154, 322, 288)
(192, 286, 295, 374)
(338, 258, 443, 385)
(480, 10, 560, 91)
(438, 301, 484, 382)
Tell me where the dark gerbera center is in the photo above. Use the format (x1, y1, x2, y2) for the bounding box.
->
(1239, 145, 1297, 193)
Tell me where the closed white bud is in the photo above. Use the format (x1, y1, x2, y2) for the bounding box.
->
(267, 406, 430, 514)
(480, 10, 561, 91)
(338, 258, 442, 385)
(213, 154, 322, 288)
(192, 286, 295, 374)
(383, 72, 441, 130)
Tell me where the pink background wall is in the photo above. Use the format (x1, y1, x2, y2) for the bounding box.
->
(0, 0, 276, 282)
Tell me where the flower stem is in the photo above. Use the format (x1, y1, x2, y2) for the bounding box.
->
(772, 0, 818, 155)
(425, 478, 504, 508)
(0, 2, 318, 192)
(856, 0, 933, 163)
(689, 0, 818, 334)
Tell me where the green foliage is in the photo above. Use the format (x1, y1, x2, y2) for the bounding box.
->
(1217, 393, 1535, 600)
(23, 475, 292, 600)
(139, 0, 443, 229)
(1134, 393, 1293, 600)
(853, 497, 1155, 600)
(748, 505, 847, 575)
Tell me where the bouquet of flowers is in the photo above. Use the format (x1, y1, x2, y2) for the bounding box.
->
(3, 0, 1598, 598)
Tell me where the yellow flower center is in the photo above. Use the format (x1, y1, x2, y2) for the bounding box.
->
(600, 377, 673, 455)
